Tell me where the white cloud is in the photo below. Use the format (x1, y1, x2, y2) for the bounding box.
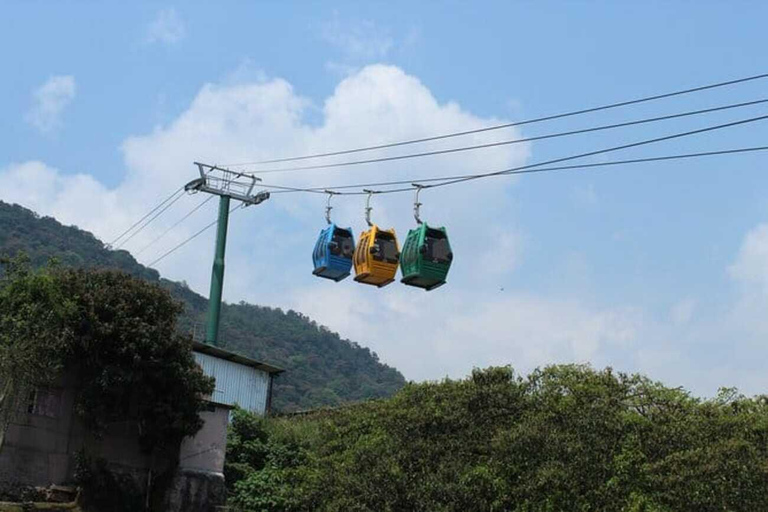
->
(728, 223, 768, 294)
(145, 8, 185, 45)
(669, 298, 696, 326)
(717, 223, 768, 362)
(0, 161, 119, 237)
(289, 285, 640, 381)
(322, 15, 394, 65)
(571, 183, 598, 209)
(627, 223, 768, 396)
(25, 75, 76, 133)
(478, 228, 523, 277)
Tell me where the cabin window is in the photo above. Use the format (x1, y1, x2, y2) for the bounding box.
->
(373, 235, 398, 264)
(27, 387, 62, 418)
(424, 229, 452, 263)
(340, 237, 354, 258)
(331, 229, 354, 259)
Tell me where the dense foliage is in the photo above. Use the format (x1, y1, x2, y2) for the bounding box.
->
(0, 255, 74, 449)
(0, 260, 214, 454)
(73, 451, 145, 512)
(225, 366, 768, 512)
(0, 201, 405, 411)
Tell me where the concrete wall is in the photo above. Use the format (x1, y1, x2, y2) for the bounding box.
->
(0, 369, 236, 487)
(0, 396, 229, 511)
(178, 405, 230, 475)
(0, 350, 267, 510)
(0, 375, 76, 485)
(164, 405, 231, 512)
(0, 372, 151, 489)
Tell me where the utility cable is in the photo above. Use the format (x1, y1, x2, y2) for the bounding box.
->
(109, 187, 184, 247)
(258, 113, 768, 195)
(147, 203, 244, 267)
(430, 112, 768, 191)
(264, 146, 768, 194)
(135, 195, 215, 256)
(147, 110, 768, 264)
(241, 98, 768, 175)
(223, 71, 768, 167)
(115, 192, 186, 249)
(148, 145, 768, 265)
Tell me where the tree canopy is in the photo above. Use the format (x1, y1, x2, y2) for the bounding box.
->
(225, 365, 768, 512)
(0, 256, 75, 449)
(0, 259, 214, 453)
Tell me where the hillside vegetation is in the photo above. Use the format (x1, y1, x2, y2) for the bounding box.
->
(225, 365, 768, 512)
(0, 201, 405, 411)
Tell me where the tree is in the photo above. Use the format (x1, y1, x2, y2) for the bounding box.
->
(0, 256, 74, 449)
(225, 366, 768, 512)
(0, 258, 214, 455)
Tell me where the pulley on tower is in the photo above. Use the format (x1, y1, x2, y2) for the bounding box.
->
(185, 162, 270, 347)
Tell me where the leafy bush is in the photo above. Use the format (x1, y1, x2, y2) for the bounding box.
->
(0, 255, 75, 449)
(73, 451, 144, 512)
(226, 366, 768, 512)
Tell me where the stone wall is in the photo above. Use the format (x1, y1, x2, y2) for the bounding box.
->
(160, 469, 227, 512)
(0, 381, 231, 511)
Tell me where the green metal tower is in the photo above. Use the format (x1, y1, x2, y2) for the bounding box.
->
(185, 162, 270, 346)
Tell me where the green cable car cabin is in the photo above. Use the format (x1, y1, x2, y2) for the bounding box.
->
(400, 223, 453, 291)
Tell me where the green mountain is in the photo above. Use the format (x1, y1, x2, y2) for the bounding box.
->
(0, 201, 405, 411)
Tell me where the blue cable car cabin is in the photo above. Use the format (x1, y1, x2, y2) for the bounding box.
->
(312, 224, 356, 282)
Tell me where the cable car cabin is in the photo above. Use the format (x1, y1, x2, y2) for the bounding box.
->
(353, 225, 400, 287)
(400, 223, 453, 291)
(312, 224, 356, 282)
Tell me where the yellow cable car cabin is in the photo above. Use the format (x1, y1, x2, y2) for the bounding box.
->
(353, 225, 400, 287)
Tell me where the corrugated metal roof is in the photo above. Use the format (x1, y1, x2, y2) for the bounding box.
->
(194, 351, 271, 414)
(192, 341, 284, 375)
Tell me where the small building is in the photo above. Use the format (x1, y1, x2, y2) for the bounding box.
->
(0, 342, 283, 511)
(175, 342, 283, 479)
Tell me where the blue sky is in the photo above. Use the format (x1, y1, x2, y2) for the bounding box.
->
(2, 2, 768, 396)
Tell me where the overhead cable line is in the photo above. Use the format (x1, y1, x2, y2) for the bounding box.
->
(147, 203, 244, 267)
(156, 145, 767, 265)
(136, 195, 215, 256)
(258, 113, 768, 195)
(115, 191, 186, 249)
(242, 98, 768, 175)
(430, 113, 768, 191)
(223, 71, 768, 167)
(156, 142, 768, 266)
(109, 186, 184, 247)
(264, 146, 768, 194)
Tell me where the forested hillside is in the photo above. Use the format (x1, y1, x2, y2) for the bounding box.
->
(0, 201, 405, 411)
